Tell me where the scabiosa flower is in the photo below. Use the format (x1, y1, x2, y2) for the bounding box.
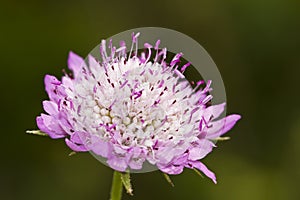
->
(36, 33, 240, 183)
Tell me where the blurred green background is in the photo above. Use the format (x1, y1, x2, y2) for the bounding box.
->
(1, 0, 300, 199)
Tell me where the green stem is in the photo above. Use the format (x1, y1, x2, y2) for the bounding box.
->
(110, 171, 123, 200)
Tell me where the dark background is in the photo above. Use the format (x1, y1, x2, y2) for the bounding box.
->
(1, 0, 300, 199)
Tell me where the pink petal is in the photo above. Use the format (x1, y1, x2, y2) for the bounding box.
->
(89, 136, 112, 158)
(36, 116, 65, 139)
(107, 155, 127, 172)
(172, 154, 188, 165)
(65, 138, 88, 152)
(68, 51, 85, 78)
(158, 163, 184, 175)
(127, 147, 144, 170)
(70, 131, 86, 144)
(41, 114, 64, 132)
(36, 116, 52, 135)
(203, 103, 226, 120)
(88, 55, 100, 76)
(188, 140, 215, 161)
(128, 156, 144, 170)
(113, 145, 128, 154)
(156, 142, 190, 165)
(57, 112, 73, 133)
(187, 161, 217, 184)
(44, 75, 61, 103)
(62, 76, 74, 90)
(206, 114, 241, 139)
(42, 100, 58, 115)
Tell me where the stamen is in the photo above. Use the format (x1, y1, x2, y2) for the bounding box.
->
(100, 40, 108, 62)
(174, 69, 185, 78)
(201, 95, 213, 105)
(189, 107, 199, 123)
(144, 43, 152, 64)
(181, 62, 191, 73)
(170, 53, 183, 67)
(157, 80, 164, 88)
(120, 80, 128, 89)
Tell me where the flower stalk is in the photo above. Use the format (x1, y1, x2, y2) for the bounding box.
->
(110, 171, 123, 200)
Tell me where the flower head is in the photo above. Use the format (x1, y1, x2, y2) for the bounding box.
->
(36, 33, 240, 183)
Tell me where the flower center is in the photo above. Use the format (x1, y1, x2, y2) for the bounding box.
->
(69, 58, 193, 150)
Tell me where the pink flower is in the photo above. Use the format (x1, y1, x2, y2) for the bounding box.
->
(36, 33, 241, 183)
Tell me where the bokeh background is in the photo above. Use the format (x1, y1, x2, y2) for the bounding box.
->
(1, 0, 300, 199)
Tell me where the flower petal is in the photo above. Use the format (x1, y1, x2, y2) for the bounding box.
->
(89, 137, 112, 158)
(65, 138, 88, 152)
(128, 157, 144, 170)
(62, 76, 74, 91)
(158, 163, 184, 175)
(36, 115, 65, 139)
(107, 155, 127, 172)
(70, 131, 86, 144)
(88, 55, 101, 76)
(127, 147, 145, 170)
(206, 114, 241, 139)
(188, 140, 215, 161)
(68, 51, 85, 78)
(187, 161, 217, 184)
(44, 75, 62, 102)
(203, 103, 226, 120)
(156, 145, 187, 165)
(42, 100, 58, 115)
